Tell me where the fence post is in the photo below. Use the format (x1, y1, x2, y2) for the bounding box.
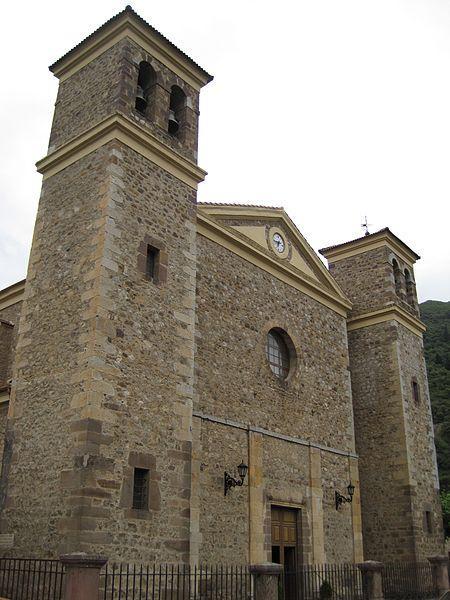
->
(60, 553, 108, 600)
(358, 561, 384, 600)
(249, 563, 283, 600)
(428, 555, 450, 595)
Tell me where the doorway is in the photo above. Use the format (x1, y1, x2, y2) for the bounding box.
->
(271, 506, 301, 600)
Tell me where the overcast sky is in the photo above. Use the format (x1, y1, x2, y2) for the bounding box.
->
(1, 0, 449, 301)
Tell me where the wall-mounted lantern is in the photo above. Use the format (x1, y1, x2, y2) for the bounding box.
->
(335, 481, 355, 510)
(224, 461, 248, 496)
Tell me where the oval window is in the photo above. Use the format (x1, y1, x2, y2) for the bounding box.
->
(266, 329, 294, 379)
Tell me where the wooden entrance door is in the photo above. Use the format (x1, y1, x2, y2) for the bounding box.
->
(271, 506, 300, 600)
(271, 506, 300, 566)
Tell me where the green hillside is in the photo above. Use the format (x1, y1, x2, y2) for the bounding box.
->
(420, 300, 450, 493)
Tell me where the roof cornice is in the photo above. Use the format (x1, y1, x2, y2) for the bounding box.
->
(319, 229, 420, 266)
(0, 280, 25, 311)
(199, 204, 351, 302)
(197, 209, 352, 317)
(49, 6, 213, 90)
(36, 113, 207, 189)
(347, 304, 426, 337)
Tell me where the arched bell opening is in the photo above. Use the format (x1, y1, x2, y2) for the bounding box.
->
(135, 61, 157, 117)
(168, 85, 186, 137)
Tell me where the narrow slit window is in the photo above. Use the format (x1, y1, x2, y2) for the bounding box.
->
(132, 468, 149, 510)
(412, 379, 420, 404)
(146, 246, 159, 281)
(424, 510, 433, 534)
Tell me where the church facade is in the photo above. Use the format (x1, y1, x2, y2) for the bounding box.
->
(0, 7, 444, 566)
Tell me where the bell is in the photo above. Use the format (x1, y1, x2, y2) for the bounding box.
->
(135, 86, 147, 114)
(168, 109, 179, 135)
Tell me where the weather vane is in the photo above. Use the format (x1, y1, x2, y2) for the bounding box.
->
(361, 216, 371, 236)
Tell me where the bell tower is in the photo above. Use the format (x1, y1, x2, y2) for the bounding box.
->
(320, 229, 445, 562)
(0, 6, 212, 560)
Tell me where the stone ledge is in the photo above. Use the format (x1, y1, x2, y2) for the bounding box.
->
(60, 553, 108, 569)
(249, 563, 283, 576)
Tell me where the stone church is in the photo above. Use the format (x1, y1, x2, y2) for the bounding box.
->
(0, 6, 444, 566)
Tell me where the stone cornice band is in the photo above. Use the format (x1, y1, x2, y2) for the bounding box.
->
(193, 410, 358, 459)
(36, 114, 207, 189)
(347, 305, 426, 336)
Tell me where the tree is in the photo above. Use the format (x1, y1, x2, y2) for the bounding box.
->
(441, 490, 450, 539)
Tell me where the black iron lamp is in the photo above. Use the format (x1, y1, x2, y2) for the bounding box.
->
(335, 481, 355, 510)
(224, 461, 248, 496)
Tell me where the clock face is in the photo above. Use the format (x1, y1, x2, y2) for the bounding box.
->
(272, 233, 285, 253)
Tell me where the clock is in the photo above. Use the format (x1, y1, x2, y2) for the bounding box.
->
(272, 233, 285, 254)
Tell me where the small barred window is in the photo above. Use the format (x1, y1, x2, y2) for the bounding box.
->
(266, 329, 291, 379)
(146, 246, 159, 281)
(132, 468, 149, 510)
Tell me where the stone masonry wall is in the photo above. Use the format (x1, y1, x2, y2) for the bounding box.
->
(193, 235, 359, 564)
(0, 301, 22, 472)
(329, 241, 443, 561)
(349, 322, 417, 561)
(328, 247, 394, 317)
(49, 39, 199, 161)
(196, 420, 249, 563)
(0, 403, 7, 474)
(328, 247, 418, 318)
(1, 148, 111, 556)
(0, 301, 22, 386)
(192, 417, 356, 565)
(195, 235, 355, 451)
(1, 139, 199, 562)
(49, 41, 126, 151)
(397, 325, 444, 558)
(321, 453, 354, 563)
(81, 142, 197, 562)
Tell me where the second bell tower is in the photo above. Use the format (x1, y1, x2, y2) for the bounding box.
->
(320, 229, 444, 562)
(1, 6, 212, 561)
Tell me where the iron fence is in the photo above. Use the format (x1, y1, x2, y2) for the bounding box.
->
(0, 557, 442, 600)
(382, 561, 438, 600)
(0, 557, 65, 600)
(281, 563, 364, 600)
(99, 564, 252, 600)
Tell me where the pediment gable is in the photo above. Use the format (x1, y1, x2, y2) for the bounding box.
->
(197, 203, 352, 316)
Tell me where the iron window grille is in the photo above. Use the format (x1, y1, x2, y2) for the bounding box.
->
(132, 468, 149, 510)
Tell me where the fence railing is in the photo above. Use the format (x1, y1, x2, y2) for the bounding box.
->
(0, 557, 65, 600)
(281, 563, 364, 600)
(0, 557, 445, 600)
(99, 564, 252, 600)
(382, 561, 438, 600)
